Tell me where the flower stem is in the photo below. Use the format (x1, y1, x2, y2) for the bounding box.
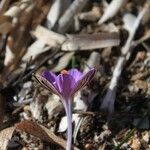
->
(63, 99, 72, 150)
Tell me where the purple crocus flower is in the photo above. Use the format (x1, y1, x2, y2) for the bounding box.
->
(34, 68, 96, 150)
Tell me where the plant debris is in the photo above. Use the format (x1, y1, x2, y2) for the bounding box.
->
(0, 0, 149, 150)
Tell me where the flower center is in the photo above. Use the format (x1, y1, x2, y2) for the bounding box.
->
(61, 69, 68, 74)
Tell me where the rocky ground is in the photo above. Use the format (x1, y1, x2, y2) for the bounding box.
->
(0, 0, 149, 150)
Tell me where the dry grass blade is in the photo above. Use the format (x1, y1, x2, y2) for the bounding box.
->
(0, 126, 15, 150)
(62, 32, 120, 51)
(16, 120, 79, 150)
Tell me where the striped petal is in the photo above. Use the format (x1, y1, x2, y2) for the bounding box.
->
(42, 70, 56, 83)
(68, 69, 82, 82)
(55, 74, 76, 100)
(72, 68, 96, 95)
(34, 74, 61, 97)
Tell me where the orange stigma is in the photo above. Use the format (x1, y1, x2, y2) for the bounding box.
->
(61, 69, 68, 74)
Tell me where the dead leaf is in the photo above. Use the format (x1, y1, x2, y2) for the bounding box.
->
(0, 126, 15, 150)
(16, 120, 79, 150)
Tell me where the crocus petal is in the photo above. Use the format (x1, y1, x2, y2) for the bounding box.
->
(42, 70, 56, 83)
(34, 74, 61, 97)
(55, 74, 76, 100)
(72, 68, 96, 95)
(100, 88, 116, 113)
(68, 69, 82, 82)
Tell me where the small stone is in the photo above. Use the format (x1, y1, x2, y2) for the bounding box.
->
(85, 143, 94, 150)
(142, 132, 149, 143)
(130, 137, 141, 150)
